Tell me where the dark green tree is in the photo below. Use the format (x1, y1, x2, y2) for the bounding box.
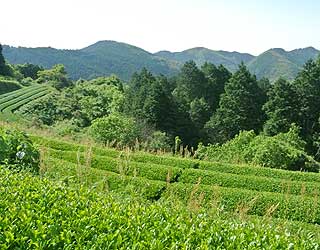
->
(15, 63, 44, 79)
(263, 78, 300, 135)
(201, 63, 231, 112)
(293, 58, 320, 154)
(0, 44, 12, 76)
(37, 64, 71, 89)
(173, 61, 207, 109)
(205, 64, 265, 143)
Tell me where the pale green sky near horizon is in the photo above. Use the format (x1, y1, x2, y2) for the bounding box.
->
(1, 0, 319, 55)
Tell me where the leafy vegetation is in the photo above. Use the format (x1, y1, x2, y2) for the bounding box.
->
(0, 128, 39, 173)
(197, 126, 320, 171)
(2, 166, 320, 249)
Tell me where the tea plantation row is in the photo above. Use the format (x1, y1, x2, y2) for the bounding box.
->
(1, 166, 319, 249)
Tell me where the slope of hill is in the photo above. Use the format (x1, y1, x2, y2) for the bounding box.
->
(155, 47, 254, 72)
(3, 41, 179, 81)
(3, 41, 319, 81)
(248, 47, 319, 81)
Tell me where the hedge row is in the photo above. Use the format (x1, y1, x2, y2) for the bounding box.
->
(0, 79, 22, 95)
(1, 166, 318, 248)
(2, 89, 50, 112)
(166, 182, 320, 224)
(43, 157, 320, 225)
(0, 84, 43, 104)
(33, 135, 320, 184)
(0, 87, 48, 112)
(46, 148, 320, 197)
(179, 168, 320, 197)
(46, 148, 182, 183)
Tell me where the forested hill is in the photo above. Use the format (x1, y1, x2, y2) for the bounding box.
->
(2, 41, 179, 81)
(3, 41, 319, 81)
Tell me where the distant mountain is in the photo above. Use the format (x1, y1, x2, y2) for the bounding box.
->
(155, 47, 254, 72)
(247, 47, 319, 81)
(2, 41, 319, 81)
(3, 41, 179, 81)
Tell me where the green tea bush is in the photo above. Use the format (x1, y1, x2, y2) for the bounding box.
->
(46, 148, 182, 183)
(1, 167, 319, 248)
(0, 78, 22, 95)
(0, 128, 39, 173)
(32, 135, 320, 183)
(48, 147, 320, 196)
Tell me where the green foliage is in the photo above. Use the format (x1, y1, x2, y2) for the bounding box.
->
(0, 128, 39, 173)
(0, 44, 13, 77)
(37, 64, 71, 89)
(0, 85, 50, 113)
(145, 131, 171, 152)
(205, 64, 266, 144)
(263, 78, 300, 135)
(0, 77, 22, 95)
(18, 77, 124, 127)
(15, 63, 44, 79)
(201, 62, 232, 112)
(90, 113, 139, 146)
(1, 167, 319, 248)
(197, 126, 320, 171)
(20, 77, 34, 86)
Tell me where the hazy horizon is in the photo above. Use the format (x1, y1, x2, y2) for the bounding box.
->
(1, 0, 320, 56)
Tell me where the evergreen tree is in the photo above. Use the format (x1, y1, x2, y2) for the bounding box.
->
(293, 58, 320, 154)
(263, 78, 300, 135)
(0, 44, 11, 76)
(201, 63, 231, 112)
(205, 64, 265, 143)
(173, 61, 207, 109)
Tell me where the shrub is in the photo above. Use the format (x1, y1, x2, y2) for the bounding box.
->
(0, 128, 40, 173)
(90, 113, 139, 147)
(145, 131, 171, 152)
(196, 126, 320, 171)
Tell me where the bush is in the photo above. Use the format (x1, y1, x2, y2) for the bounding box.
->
(145, 131, 171, 152)
(196, 126, 320, 172)
(90, 113, 139, 147)
(0, 128, 40, 173)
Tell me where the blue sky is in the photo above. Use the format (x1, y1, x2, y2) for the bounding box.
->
(1, 0, 319, 55)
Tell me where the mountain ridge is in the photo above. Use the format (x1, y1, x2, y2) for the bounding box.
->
(3, 41, 319, 81)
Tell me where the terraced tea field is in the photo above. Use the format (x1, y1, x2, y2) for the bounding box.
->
(33, 135, 320, 225)
(0, 84, 51, 113)
(2, 132, 320, 248)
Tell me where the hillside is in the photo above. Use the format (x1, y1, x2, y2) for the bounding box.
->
(3, 41, 319, 81)
(3, 41, 179, 81)
(155, 47, 254, 72)
(248, 47, 320, 81)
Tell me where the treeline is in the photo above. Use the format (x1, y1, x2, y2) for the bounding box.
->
(125, 59, 320, 160)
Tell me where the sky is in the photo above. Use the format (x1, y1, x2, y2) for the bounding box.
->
(1, 0, 319, 55)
